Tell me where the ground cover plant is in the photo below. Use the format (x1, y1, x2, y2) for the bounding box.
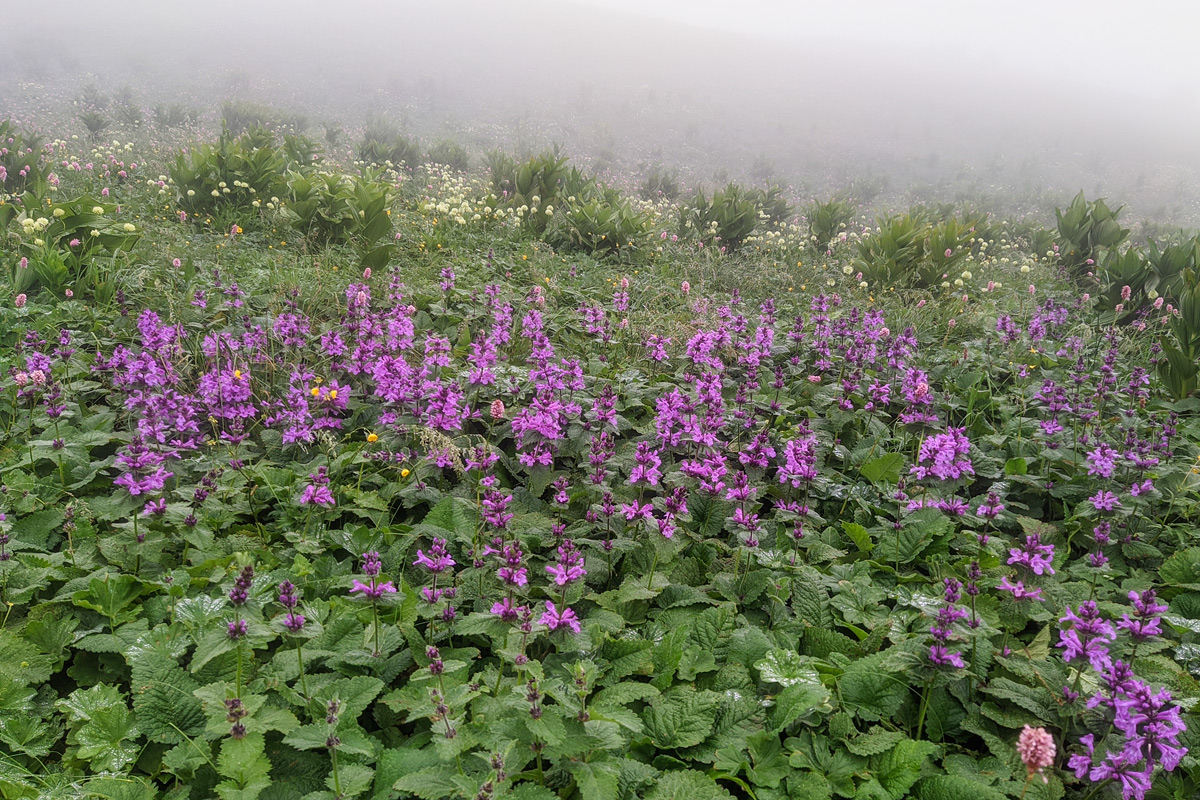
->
(0, 109, 1199, 800)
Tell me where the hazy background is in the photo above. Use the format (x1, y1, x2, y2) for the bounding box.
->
(4, 0, 1200, 226)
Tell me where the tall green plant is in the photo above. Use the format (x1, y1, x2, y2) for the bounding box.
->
(1054, 191, 1130, 279)
(1159, 266, 1200, 399)
(680, 183, 759, 250)
(0, 120, 46, 196)
(548, 185, 649, 260)
(804, 197, 856, 251)
(169, 130, 289, 217)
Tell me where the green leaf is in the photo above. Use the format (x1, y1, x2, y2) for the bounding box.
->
(593, 682, 661, 708)
(1004, 457, 1028, 476)
(914, 775, 1006, 800)
(843, 729, 905, 757)
(838, 653, 906, 721)
(786, 771, 832, 800)
(0, 631, 54, 685)
(841, 522, 873, 554)
(417, 496, 477, 544)
(645, 770, 733, 800)
(394, 766, 460, 800)
(74, 702, 140, 773)
(284, 724, 336, 752)
(746, 731, 789, 788)
(874, 514, 948, 564)
(216, 733, 272, 800)
(755, 650, 821, 687)
(642, 688, 721, 749)
(314, 675, 385, 725)
(132, 660, 205, 743)
(874, 738, 938, 798)
(860, 453, 904, 483)
(73, 575, 143, 623)
(331, 763, 374, 799)
(1161, 547, 1200, 587)
(565, 759, 622, 800)
(191, 628, 239, 672)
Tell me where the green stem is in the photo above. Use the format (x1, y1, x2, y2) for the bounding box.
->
(371, 601, 381, 659)
(330, 744, 341, 797)
(915, 677, 934, 740)
(296, 643, 310, 701)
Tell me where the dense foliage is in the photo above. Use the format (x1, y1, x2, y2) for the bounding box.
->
(0, 111, 1199, 800)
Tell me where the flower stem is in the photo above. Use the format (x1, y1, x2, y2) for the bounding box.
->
(296, 643, 309, 701)
(915, 677, 934, 740)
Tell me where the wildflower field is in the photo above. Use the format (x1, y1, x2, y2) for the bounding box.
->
(2, 99, 1200, 800)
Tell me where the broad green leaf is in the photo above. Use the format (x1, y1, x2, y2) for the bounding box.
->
(841, 522, 873, 554)
(642, 688, 720, 749)
(645, 770, 733, 800)
(860, 453, 904, 483)
(755, 649, 821, 687)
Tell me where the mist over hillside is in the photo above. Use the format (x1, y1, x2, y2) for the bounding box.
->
(4, 0, 1200, 226)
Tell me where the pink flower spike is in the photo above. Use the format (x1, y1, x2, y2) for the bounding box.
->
(1017, 725, 1055, 783)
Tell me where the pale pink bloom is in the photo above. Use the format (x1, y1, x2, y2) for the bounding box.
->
(1016, 725, 1055, 783)
(14, 293, 26, 308)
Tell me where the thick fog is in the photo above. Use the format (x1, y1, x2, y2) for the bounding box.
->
(5, 0, 1200, 225)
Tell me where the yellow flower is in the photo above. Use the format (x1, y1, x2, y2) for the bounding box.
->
(401, 468, 411, 478)
(329, 390, 338, 400)
(233, 370, 242, 379)
(367, 433, 379, 443)
(310, 387, 320, 397)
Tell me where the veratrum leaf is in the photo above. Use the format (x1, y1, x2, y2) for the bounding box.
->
(642, 688, 721, 749)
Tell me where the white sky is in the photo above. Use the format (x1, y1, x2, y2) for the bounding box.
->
(567, 0, 1200, 98)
